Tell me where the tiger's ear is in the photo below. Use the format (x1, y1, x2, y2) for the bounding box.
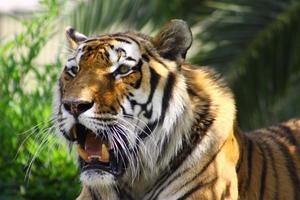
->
(152, 19, 192, 63)
(65, 27, 87, 51)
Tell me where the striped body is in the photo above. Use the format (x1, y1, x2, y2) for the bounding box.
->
(53, 20, 300, 200)
(238, 119, 300, 200)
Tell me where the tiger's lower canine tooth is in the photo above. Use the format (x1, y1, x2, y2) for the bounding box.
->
(77, 145, 88, 161)
(100, 144, 109, 162)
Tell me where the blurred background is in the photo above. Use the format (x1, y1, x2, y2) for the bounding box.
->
(0, 0, 299, 199)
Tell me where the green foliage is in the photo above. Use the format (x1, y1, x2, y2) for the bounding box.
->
(69, 0, 207, 35)
(232, 2, 300, 129)
(0, 0, 79, 199)
(191, 0, 300, 129)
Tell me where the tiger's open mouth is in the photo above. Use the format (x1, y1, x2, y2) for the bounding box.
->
(70, 124, 125, 177)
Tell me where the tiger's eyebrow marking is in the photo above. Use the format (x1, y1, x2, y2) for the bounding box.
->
(126, 57, 136, 62)
(116, 48, 126, 55)
(84, 38, 98, 43)
(114, 37, 132, 44)
(116, 48, 127, 61)
(67, 57, 76, 61)
(109, 44, 115, 49)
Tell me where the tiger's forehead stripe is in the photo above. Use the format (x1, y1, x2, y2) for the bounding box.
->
(111, 34, 173, 74)
(72, 36, 142, 75)
(67, 34, 173, 82)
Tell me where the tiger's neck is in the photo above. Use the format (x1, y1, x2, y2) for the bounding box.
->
(115, 65, 239, 199)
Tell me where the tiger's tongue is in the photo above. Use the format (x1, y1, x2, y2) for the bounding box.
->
(84, 132, 102, 156)
(84, 132, 109, 162)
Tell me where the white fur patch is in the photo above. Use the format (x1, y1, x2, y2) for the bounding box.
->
(80, 170, 116, 187)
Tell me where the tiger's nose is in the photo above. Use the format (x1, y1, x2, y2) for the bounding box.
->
(63, 100, 94, 116)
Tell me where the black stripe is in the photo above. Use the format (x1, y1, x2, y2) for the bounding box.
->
(120, 35, 141, 48)
(84, 38, 99, 43)
(267, 126, 297, 146)
(149, 105, 215, 200)
(144, 171, 171, 198)
(151, 133, 220, 200)
(162, 136, 224, 199)
(139, 120, 158, 140)
(88, 187, 100, 200)
(266, 130, 300, 199)
(110, 33, 141, 47)
(109, 44, 115, 49)
(147, 93, 214, 198)
(67, 57, 75, 61)
(117, 47, 126, 55)
(131, 59, 143, 71)
(259, 136, 279, 200)
(58, 80, 63, 115)
(126, 56, 136, 62)
(145, 47, 169, 69)
(117, 187, 134, 200)
(128, 67, 160, 122)
(278, 146, 300, 199)
(114, 37, 132, 44)
(243, 139, 253, 192)
(177, 178, 217, 200)
(142, 54, 150, 62)
(83, 45, 95, 52)
(61, 130, 75, 141)
(145, 67, 159, 105)
(116, 96, 132, 118)
(120, 104, 132, 118)
(186, 87, 198, 97)
(277, 125, 300, 155)
(159, 72, 176, 124)
(236, 139, 244, 173)
(131, 59, 143, 89)
(57, 117, 66, 123)
(256, 141, 267, 200)
(174, 147, 220, 193)
(104, 51, 110, 60)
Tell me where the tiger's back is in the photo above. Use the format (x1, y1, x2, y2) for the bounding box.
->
(237, 119, 300, 199)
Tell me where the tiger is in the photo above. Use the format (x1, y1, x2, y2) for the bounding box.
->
(53, 19, 300, 200)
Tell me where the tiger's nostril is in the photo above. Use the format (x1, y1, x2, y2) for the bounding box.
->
(64, 103, 71, 112)
(63, 101, 94, 116)
(77, 102, 94, 113)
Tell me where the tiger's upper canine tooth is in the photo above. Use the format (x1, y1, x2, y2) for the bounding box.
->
(100, 143, 109, 162)
(71, 126, 77, 139)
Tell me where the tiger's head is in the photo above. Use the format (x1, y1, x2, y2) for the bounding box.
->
(53, 20, 194, 188)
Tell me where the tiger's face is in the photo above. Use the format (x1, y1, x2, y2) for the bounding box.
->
(53, 20, 193, 187)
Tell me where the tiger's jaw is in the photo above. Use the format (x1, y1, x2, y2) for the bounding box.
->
(69, 123, 127, 186)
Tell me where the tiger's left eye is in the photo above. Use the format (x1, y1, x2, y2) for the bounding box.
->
(118, 64, 130, 74)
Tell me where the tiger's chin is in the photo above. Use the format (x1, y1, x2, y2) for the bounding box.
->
(80, 169, 116, 187)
